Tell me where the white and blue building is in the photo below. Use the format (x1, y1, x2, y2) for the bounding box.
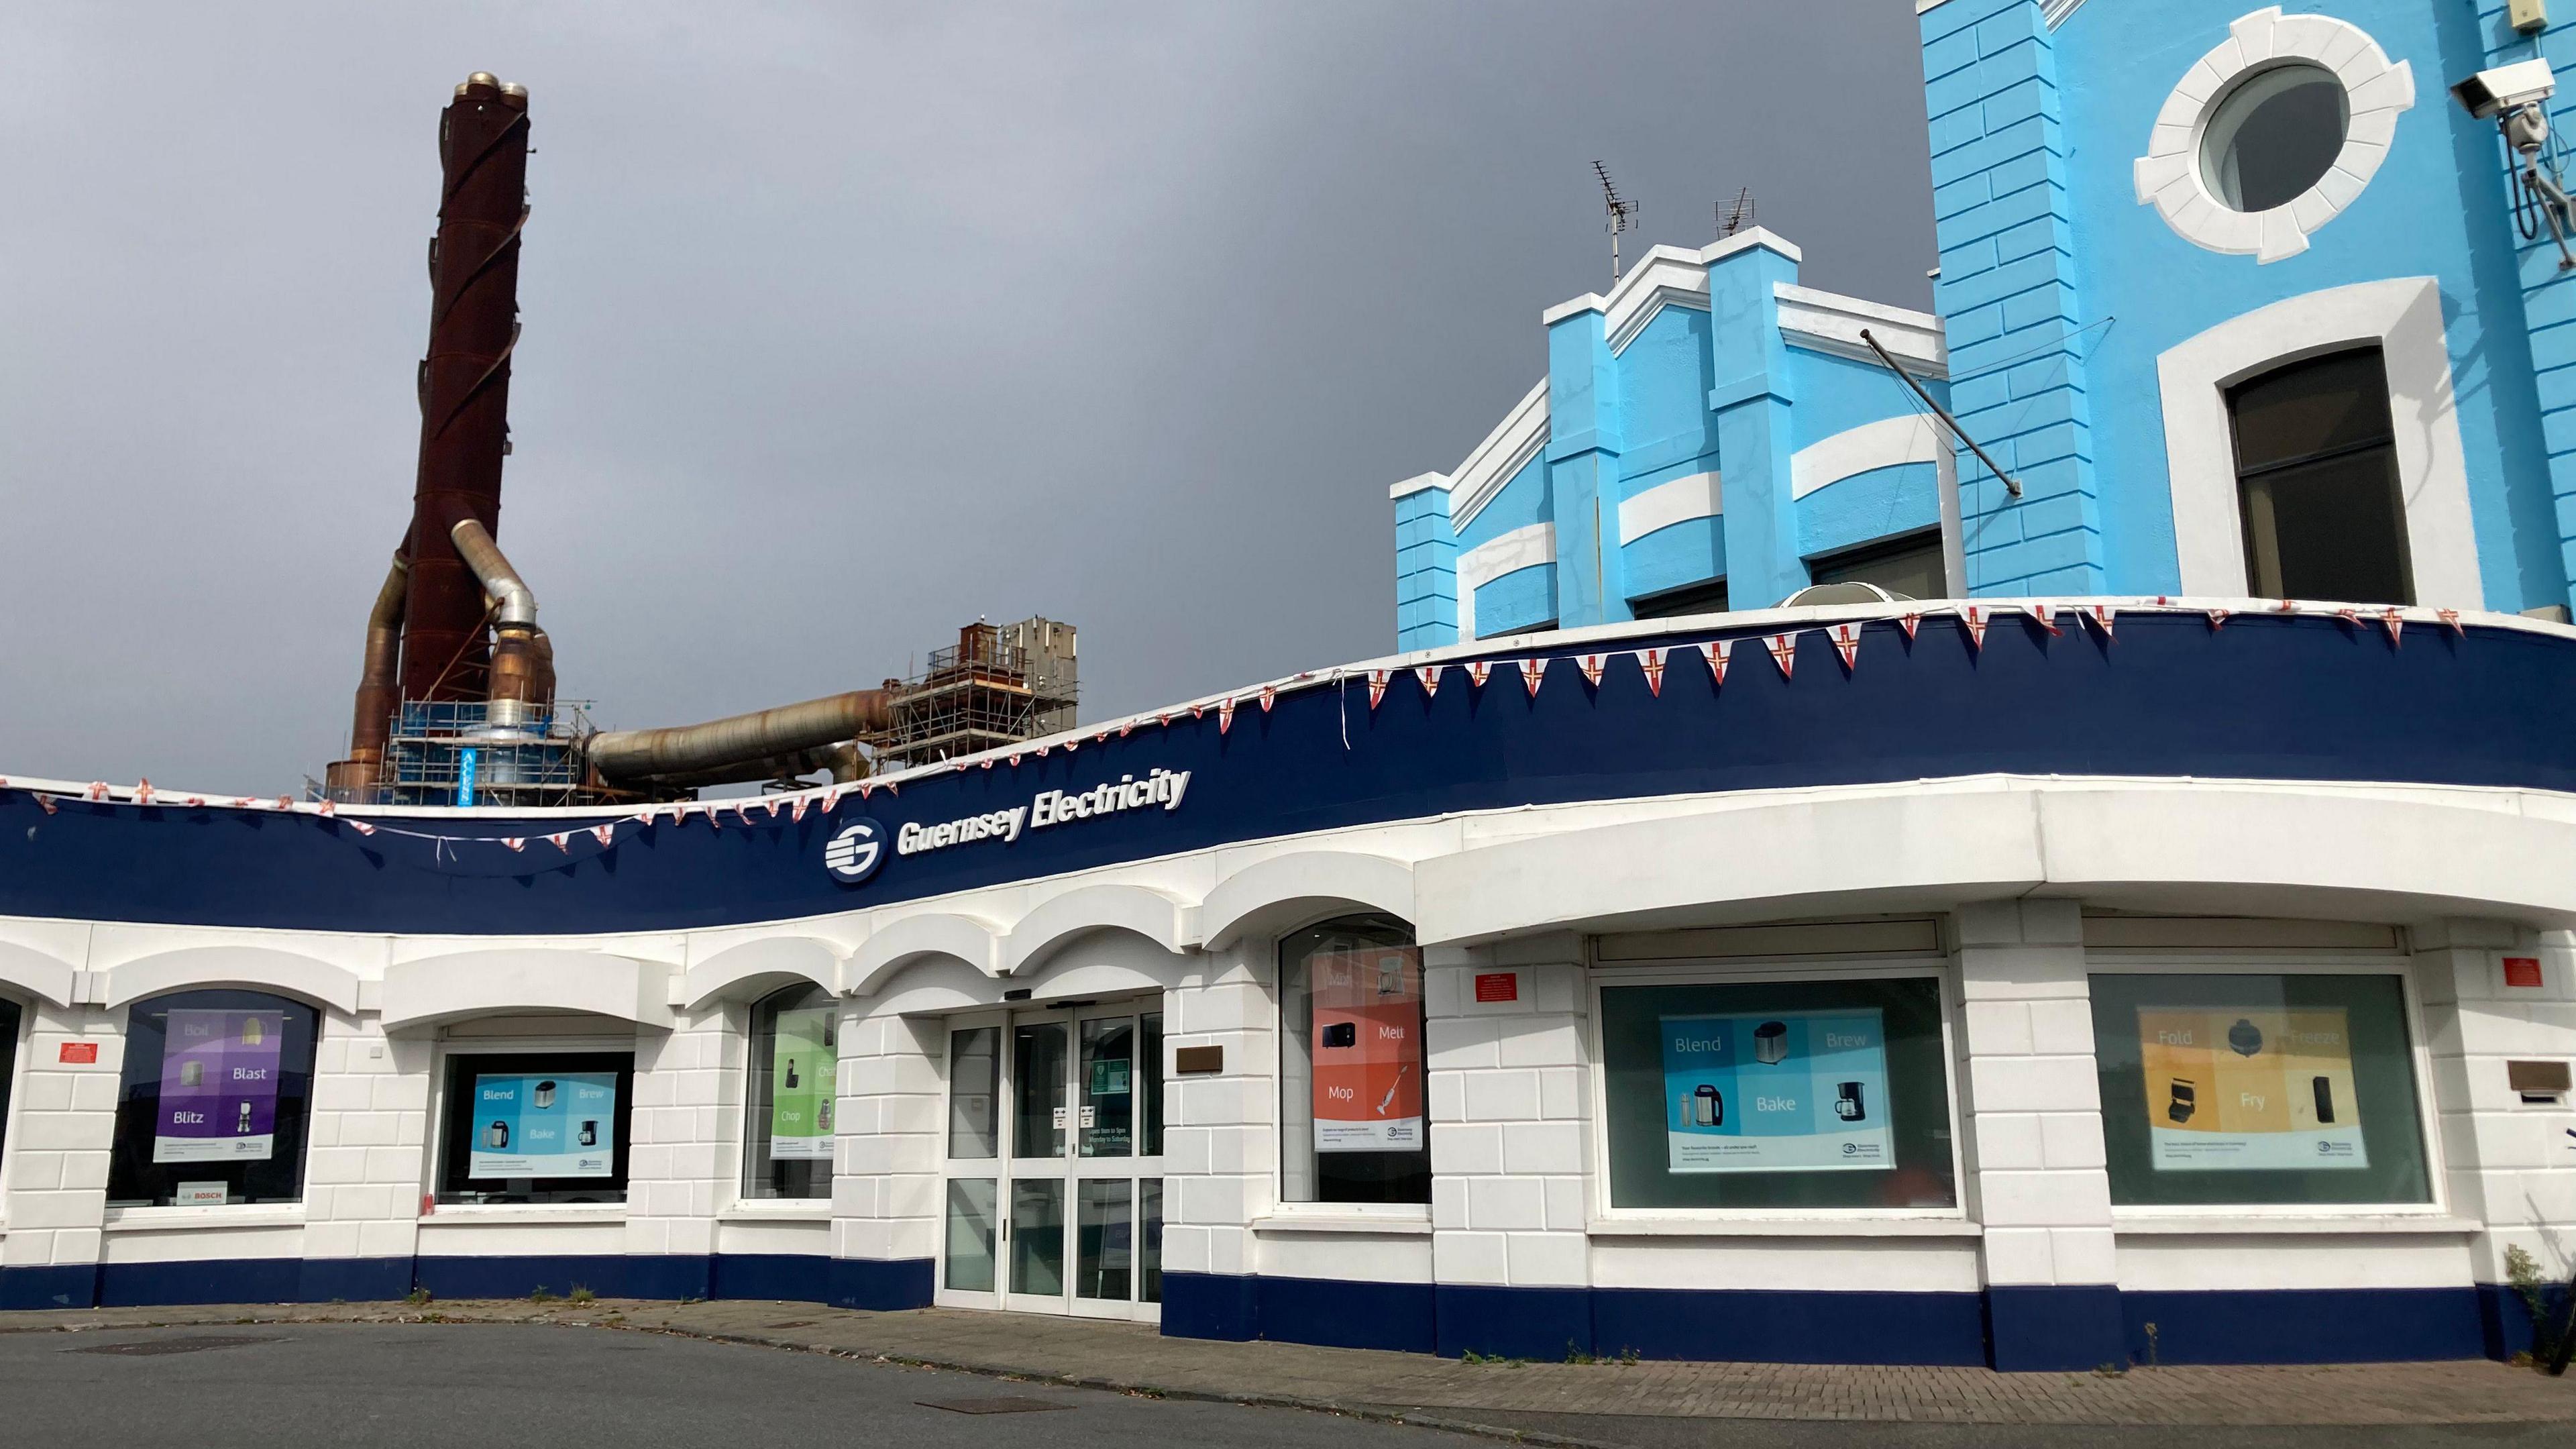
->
(7, 0, 2576, 1376)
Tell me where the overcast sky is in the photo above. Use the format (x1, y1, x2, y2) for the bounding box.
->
(0, 3, 1934, 794)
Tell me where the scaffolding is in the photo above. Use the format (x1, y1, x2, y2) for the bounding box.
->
(866, 619, 1077, 773)
(352, 698, 607, 808)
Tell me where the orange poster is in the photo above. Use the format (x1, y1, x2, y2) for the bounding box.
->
(2136, 1007, 2365, 1171)
(1311, 947, 1424, 1152)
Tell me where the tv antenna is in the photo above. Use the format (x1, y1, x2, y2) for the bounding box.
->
(1717, 187, 1756, 239)
(1594, 161, 1639, 284)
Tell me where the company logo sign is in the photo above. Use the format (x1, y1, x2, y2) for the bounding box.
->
(822, 820, 887, 884)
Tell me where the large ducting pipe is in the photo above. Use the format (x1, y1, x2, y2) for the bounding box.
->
(398, 72, 532, 702)
(449, 518, 548, 729)
(588, 691, 892, 791)
(323, 551, 413, 796)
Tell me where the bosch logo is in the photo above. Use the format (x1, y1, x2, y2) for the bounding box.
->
(822, 820, 886, 885)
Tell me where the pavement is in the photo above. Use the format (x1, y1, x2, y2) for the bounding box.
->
(2, 1297, 2573, 1443)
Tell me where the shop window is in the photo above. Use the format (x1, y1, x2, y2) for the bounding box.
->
(436, 1051, 634, 1205)
(107, 989, 321, 1208)
(2200, 64, 2348, 214)
(2228, 348, 2411, 604)
(1807, 531, 1944, 602)
(1631, 578, 1730, 621)
(1280, 915, 1429, 1205)
(2089, 972, 2432, 1207)
(743, 984, 835, 1201)
(1597, 975, 1957, 1211)
(0, 997, 21, 1174)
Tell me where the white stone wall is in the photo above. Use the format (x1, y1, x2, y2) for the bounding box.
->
(0, 1002, 118, 1290)
(2416, 920, 2576, 1282)
(1425, 933, 1591, 1292)
(1163, 947, 1271, 1283)
(625, 1007, 739, 1262)
(302, 1012, 430, 1265)
(835, 1008, 945, 1267)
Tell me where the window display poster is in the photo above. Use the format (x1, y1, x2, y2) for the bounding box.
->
(1660, 1010, 1892, 1173)
(153, 1008, 286, 1163)
(468, 1071, 618, 1178)
(1311, 947, 1424, 1152)
(769, 1008, 836, 1161)
(2136, 1008, 2365, 1171)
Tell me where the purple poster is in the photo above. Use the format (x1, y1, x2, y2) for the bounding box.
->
(153, 1008, 284, 1163)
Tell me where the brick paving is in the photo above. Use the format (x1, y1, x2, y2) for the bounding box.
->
(1, 1297, 2570, 1430)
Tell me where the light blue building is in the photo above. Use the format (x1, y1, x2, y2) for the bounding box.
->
(1398, 0, 2576, 643)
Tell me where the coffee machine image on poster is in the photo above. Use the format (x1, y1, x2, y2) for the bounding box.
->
(468, 1071, 619, 1177)
(153, 1008, 286, 1163)
(2137, 1008, 2367, 1170)
(1659, 1010, 1893, 1173)
(1310, 947, 1424, 1152)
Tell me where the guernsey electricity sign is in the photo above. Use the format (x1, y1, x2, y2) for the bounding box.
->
(820, 768, 1192, 885)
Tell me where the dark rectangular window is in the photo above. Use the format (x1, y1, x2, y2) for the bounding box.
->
(109, 990, 320, 1207)
(1807, 530, 1946, 600)
(2229, 348, 2412, 605)
(437, 1052, 634, 1205)
(1630, 577, 1730, 621)
(0, 997, 21, 1172)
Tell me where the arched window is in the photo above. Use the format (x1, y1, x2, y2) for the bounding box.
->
(2228, 347, 2412, 604)
(744, 983, 836, 1200)
(1279, 914, 1428, 1205)
(109, 989, 320, 1207)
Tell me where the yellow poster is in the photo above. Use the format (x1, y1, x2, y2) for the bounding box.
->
(2136, 1008, 2365, 1171)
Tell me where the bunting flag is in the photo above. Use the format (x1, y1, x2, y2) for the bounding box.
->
(2083, 603, 2116, 638)
(1415, 664, 1442, 700)
(762, 796, 783, 818)
(502, 837, 525, 852)
(1259, 685, 1278, 713)
(590, 824, 616, 848)
(34, 794, 56, 816)
(315, 800, 336, 817)
(1519, 657, 1548, 696)
(1188, 704, 1203, 721)
(133, 779, 154, 806)
(1093, 729, 1110, 745)
(1829, 623, 1861, 671)
(2380, 608, 2404, 646)
(1577, 653, 1607, 688)
(2334, 606, 2361, 628)
(1366, 669, 1389, 709)
(347, 820, 377, 837)
(1698, 638, 1732, 684)
(1118, 720, 1133, 737)
(1466, 659, 1493, 690)
(981, 757, 995, 769)
(1218, 698, 1236, 734)
(707, 806, 722, 829)
(276, 796, 294, 811)
(2206, 608, 2230, 630)
(85, 782, 109, 802)
(824, 784, 849, 810)
(547, 832, 572, 852)
(1035, 743, 1051, 757)
(2438, 608, 2463, 636)
(1064, 735, 1079, 753)
(1765, 633, 1798, 678)
(2276, 598, 2300, 613)
(882, 780, 898, 796)
(1898, 612, 1922, 641)
(181, 796, 205, 808)
(1638, 647, 1666, 696)
(2029, 604, 2063, 637)
(1961, 605, 1989, 650)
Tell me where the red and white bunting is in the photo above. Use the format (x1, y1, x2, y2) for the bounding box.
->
(1366, 669, 1389, 710)
(1577, 653, 1607, 688)
(1063, 735, 1078, 753)
(1118, 720, 1132, 737)
(1698, 638, 1732, 684)
(1829, 623, 1861, 671)
(2276, 598, 2300, 614)
(883, 780, 898, 796)
(1519, 657, 1548, 696)
(85, 782, 109, 802)
(1960, 606, 1989, 650)
(763, 796, 783, 818)
(347, 820, 377, 837)
(502, 837, 525, 852)
(1765, 633, 1798, 678)
(1093, 729, 1109, 745)
(2438, 608, 2463, 636)
(1155, 714, 1170, 729)
(1259, 685, 1278, 713)
(980, 757, 994, 769)
(857, 780, 876, 798)
(1188, 704, 1203, 721)
(34, 794, 57, 816)
(2206, 608, 2230, 630)
(1898, 612, 1922, 641)
(2028, 604, 2063, 637)
(1638, 647, 1665, 697)
(590, 824, 616, 848)
(276, 796, 294, 812)
(1006, 752, 1022, 768)
(181, 796, 204, 808)
(315, 800, 337, 818)
(1466, 659, 1493, 690)
(2082, 603, 2116, 638)
(1415, 664, 1442, 700)
(1218, 698, 1236, 735)
(134, 779, 154, 806)
(547, 832, 572, 852)
(1034, 743, 1051, 758)
(2379, 608, 2404, 646)
(822, 785, 847, 810)
(2334, 606, 2361, 629)
(706, 806, 723, 829)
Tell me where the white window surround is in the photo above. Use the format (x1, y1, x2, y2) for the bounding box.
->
(1456, 522, 1556, 642)
(2133, 9, 2413, 264)
(1617, 472, 1723, 545)
(2155, 275, 2481, 608)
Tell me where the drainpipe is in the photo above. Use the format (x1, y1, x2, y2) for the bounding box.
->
(447, 517, 547, 730)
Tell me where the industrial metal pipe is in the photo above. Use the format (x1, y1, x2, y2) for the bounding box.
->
(449, 517, 535, 627)
(588, 691, 892, 790)
(448, 517, 546, 729)
(323, 551, 413, 796)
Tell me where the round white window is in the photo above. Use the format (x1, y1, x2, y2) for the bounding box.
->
(2134, 7, 2412, 263)
(2200, 63, 2349, 213)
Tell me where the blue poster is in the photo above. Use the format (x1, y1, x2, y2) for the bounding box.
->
(1660, 1010, 1893, 1173)
(467, 1071, 617, 1178)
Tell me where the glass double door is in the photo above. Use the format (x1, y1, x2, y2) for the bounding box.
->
(938, 1000, 1163, 1320)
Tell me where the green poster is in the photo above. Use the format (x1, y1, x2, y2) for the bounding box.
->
(769, 1008, 835, 1161)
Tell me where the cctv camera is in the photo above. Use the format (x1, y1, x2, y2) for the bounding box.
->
(2455, 58, 2557, 120)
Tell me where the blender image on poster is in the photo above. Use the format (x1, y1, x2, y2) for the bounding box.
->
(1660, 1010, 1892, 1172)
(468, 1071, 618, 1177)
(768, 1008, 837, 1161)
(2137, 1008, 2365, 1170)
(154, 1008, 286, 1163)
(1310, 949, 1424, 1152)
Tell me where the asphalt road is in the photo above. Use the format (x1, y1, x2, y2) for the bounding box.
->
(1, 1323, 2571, 1449)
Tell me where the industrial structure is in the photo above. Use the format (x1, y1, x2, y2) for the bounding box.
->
(317, 74, 1073, 807)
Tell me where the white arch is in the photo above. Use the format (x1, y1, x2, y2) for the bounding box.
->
(379, 949, 674, 1033)
(683, 935, 843, 1010)
(2157, 276, 2478, 608)
(1199, 851, 1416, 951)
(1003, 884, 1193, 975)
(1790, 415, 1942, 500)
(846, 912, 1002, 996)
(101, 947, 364, 1014)
(862, 956, 1001, 1016)
(0, 941, 77, 1008)
(1016, 928, 1195, 1003)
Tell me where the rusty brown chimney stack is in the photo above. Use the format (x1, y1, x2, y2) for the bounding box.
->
(400, 71, 532, 702)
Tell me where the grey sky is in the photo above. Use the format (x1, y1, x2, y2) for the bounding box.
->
(0, 3, 1933, 793)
